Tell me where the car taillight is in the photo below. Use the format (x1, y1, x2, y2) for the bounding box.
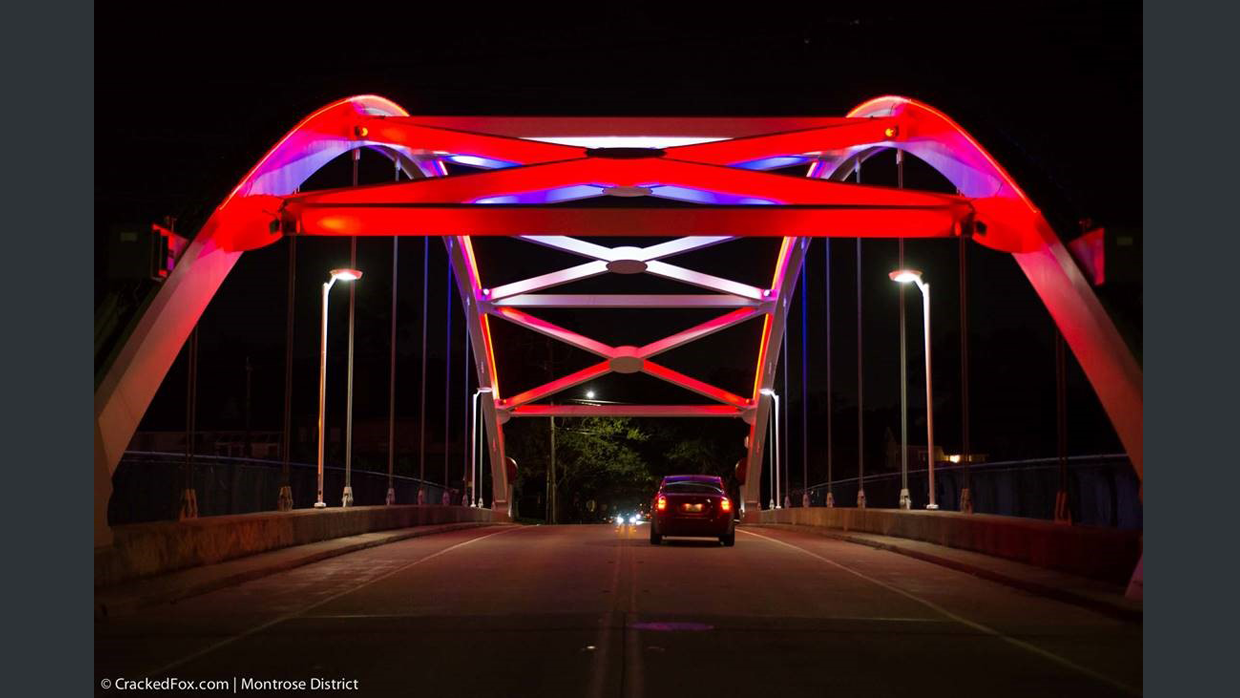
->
(656, 496, 667, 511)
(720, 497, 732, 513)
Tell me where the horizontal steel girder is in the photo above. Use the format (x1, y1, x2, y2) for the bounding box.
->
(285, 204, 969, 238)
(509, 405, 744, 418)
(489, 294, 762, 308)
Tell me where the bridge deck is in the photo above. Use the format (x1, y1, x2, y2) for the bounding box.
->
(96, 524, 1140, 696)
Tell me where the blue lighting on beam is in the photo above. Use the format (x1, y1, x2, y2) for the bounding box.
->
(734, 156, 812, 170)
(474, 185, 605, 205)
(445, 154, 520, 169)
(648, 185, 780, 205)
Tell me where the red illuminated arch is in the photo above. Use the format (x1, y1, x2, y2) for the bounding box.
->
(94, 95, 1141, 544)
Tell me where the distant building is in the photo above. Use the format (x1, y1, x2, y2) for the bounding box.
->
(884, 428, 986, 470)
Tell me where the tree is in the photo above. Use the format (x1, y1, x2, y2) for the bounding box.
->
(506, 415, 655, 523)
(554, 417, 654, 522)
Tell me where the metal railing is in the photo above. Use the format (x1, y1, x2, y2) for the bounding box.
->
(788, 454, 1141, 530)
(109, 451, 463, 525)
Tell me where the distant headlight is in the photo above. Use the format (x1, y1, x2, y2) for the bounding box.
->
(629, 515, 638, 524)
(615, 515, 625, 525)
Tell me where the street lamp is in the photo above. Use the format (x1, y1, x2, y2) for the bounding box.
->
(316, 268, 362, 509)
(889, 269, 938, 510)
(470, 387, 492, 508)
(585, 390, 596, 400)
(760, 388, 781, 509)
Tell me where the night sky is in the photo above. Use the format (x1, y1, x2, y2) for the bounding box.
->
(96, 5, 1141, 481)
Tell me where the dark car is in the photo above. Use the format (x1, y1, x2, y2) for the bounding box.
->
(649, 475, 736, 546)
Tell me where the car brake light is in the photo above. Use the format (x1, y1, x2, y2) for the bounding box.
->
(720, 497, 732, 512)
(656, 496, 667, 511)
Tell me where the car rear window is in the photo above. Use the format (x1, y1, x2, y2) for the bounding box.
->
(663, 482, 724, 494)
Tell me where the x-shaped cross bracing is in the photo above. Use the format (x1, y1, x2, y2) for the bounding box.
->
(95, 94, 1142, 539)
(476, 234, 783, 416)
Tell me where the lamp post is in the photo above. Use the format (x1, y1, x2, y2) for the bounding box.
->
(761, 388, 780, 509)
(889, 269, 937, 510)
(470, 387, 491, 508)
(316, 268, 362, 508)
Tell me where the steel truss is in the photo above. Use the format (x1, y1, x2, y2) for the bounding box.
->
(95, 95, 1142, 542)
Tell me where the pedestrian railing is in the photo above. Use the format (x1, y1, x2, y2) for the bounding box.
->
(788, 454, 1141, 530)
(110, 451, 463, 525)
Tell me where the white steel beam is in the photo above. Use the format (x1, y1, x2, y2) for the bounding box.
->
(512, 404, 744, 418)
(490, 294, 761, 309)
(444, 236, 511, 518)
(741, 236, 811, 518)
(644, 260, 767, 299)
(485, 261, 609, 300)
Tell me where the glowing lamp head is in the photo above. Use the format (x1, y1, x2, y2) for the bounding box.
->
(331, 268, 363, 282)
(354, 125, 369, 139)
(586, 390, 596, 400)
(760, 388, 775, 397)
(884, 125, 899, 139)
(889, 269, 923, 284)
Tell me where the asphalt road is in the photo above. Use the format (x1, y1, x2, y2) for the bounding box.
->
(95, 524, 1141, 696)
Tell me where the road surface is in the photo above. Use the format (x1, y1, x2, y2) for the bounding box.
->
(95, 524, 1141, 696)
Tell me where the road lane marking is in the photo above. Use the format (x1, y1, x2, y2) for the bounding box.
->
(586, 526, 626, 698)
(738, 528, 1141, 696)
(145, 525, 523, 677)
(623, 525, 644, 698)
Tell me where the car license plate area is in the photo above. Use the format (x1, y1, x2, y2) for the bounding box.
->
(682, 503, 704, 513)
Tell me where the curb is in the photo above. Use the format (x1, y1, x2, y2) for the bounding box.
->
(96, 522, 505, 619)
(754, 523, 1142, 624)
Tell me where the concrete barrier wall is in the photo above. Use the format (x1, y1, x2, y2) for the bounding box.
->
(96, 505, 499, 588)
(757, 508, 1140, 585)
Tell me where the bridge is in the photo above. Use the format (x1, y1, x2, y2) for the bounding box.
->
(94, 95, 1142, 694)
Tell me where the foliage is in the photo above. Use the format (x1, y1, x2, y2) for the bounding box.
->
(506, 416, 656, 523)
(553, 417, 654, 521)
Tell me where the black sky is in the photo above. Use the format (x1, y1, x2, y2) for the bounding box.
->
(96, 4, 1141, 475)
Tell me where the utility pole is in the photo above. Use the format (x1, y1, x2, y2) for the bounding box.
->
(547, 340, 557, 524)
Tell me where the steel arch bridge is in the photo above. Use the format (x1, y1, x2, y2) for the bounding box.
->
(93, 94, 1142, 546)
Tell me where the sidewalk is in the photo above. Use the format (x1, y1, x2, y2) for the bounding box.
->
(96, 522, 504, 619)
(755, 523, 1142, 623)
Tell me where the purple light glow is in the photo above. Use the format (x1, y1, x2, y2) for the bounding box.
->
(648, 185, 780, 205)
(734, 155, 812, 170)
(446, 154, 521, 169)
(473, 185, 604, 204)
